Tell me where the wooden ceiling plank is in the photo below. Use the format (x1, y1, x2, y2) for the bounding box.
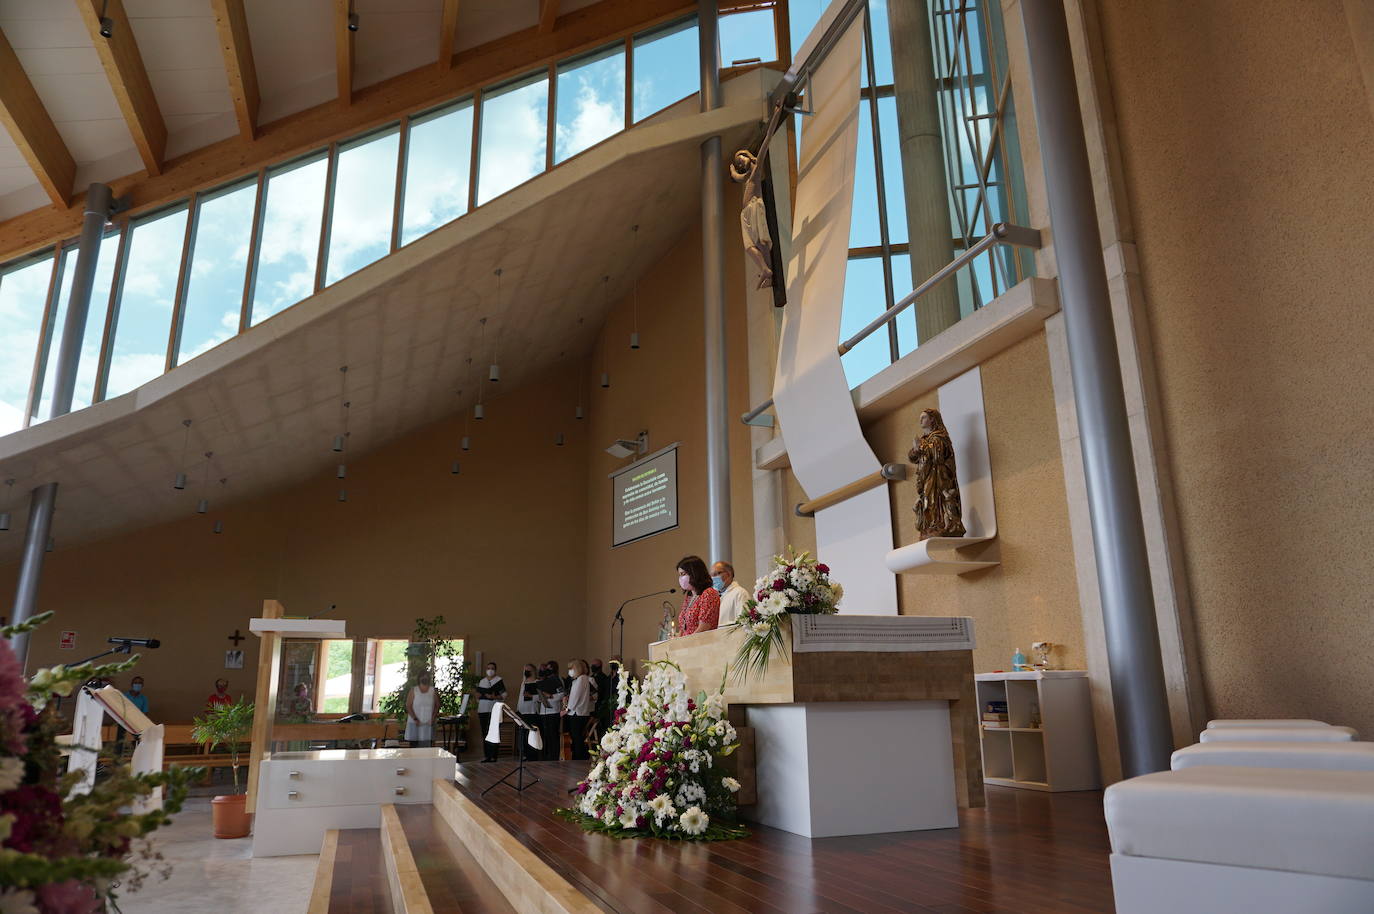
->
(210, 0, 260, 141)
(75, 0, 167, 176)
(539, 0, 561, 35)
(335, 0, 354, 107)
(439, 0, 460, 72)
(0, 28, 76, 208)
(1, 0, 690, 262)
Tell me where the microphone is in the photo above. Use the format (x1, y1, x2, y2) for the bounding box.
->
(612, 588, 677, 624)
(108, 637, 161, 648)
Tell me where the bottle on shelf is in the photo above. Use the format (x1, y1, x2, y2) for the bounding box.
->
(1011, 647, 1028, 671)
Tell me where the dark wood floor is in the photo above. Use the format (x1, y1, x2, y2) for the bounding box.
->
(395, 804, 516, 913)
(455, 760, 1116, 914)
(329, 828, 393, 914)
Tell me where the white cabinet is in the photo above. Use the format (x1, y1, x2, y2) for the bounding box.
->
(252, 747, 455, 856)
(975, 671, 1099, 792)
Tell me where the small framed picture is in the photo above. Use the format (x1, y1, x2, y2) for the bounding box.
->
(224, 649, 244, 670)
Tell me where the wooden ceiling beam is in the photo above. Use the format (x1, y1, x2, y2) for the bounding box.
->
(75, 0, 166, 176)
(335, 0, 354, 106)
(210, 0, 260, 141)
(0, 0, 690, 262)
(439, 0, 460, 71)
(539, 0, 561, 35)
(0, 28, 75, 208)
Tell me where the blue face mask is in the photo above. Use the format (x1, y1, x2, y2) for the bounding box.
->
(130, 684, 142, 693)
(712, 575, 726, 593)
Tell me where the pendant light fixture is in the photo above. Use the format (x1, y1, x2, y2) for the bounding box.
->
(0, 477, 14, 531)
(173, 418, 192, 489)
(489, 268, 503, 383)
(333, 366, 350, 452)
(212, 478, 227, 534)
(555, 432, 565, 447)
(450, 461, 461, 475)
(576, 319, 586, 418)
(213, 520, 224, 534)
(629, 224, 641, 350)
(475, 319, 488, 419)
(196, 451, 213, 514)
(600, 276, 611, 388)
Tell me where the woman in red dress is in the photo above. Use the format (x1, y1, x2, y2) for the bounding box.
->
(675, 555, 720, 636)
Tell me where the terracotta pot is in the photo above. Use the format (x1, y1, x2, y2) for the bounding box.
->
(211, 793, 251, 839)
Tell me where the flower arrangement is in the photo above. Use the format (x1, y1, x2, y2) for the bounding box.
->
(557, 661, 748, 841)
(1, 612, 201, 914)
(731, 548, 843, 680)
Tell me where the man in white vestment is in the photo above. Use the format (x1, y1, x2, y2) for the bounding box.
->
(711, 561, 751, 625)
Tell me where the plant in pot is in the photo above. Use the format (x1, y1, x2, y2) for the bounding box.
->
(191, 696, 255, 838)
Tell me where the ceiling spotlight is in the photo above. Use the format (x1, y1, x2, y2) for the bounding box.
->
(347, 11, 359, 31)
(213, 520, 224, 534)
(450, 461, 461, 475)
(99, 17, 113, 38)
(336, 464, 347, 479)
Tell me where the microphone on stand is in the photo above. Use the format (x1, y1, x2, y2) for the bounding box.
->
(609, 589, 677, 658)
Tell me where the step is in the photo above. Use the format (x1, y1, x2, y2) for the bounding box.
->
(308, 827, 394, 914)
(394, 804, 517, 914)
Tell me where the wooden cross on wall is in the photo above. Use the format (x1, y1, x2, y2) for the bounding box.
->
(228, 629, 245, 646)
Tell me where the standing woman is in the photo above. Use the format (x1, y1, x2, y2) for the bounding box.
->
(675, 555, 721, 636)
(562, 660, 593, 760)
(405, 672, 437, 748)
(476, 662, 507, 763)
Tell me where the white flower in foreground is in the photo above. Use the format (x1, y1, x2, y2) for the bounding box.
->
(722, 776, 741, 793)
(619, 809, 639, 829)
(649, 794, 674, 819)
(0, 757, 23, 793)
(600, 730, 621, 752)
(588, 762, 605, 782)
(601, 808, 616, 826)
(0, 888, 41, 914)
(705, 694, 725, 719)
(679, 806, 709, 836)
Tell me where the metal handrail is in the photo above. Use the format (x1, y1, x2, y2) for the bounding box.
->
(739, 222, 1043, 425)
(837, 222, 1041, 355)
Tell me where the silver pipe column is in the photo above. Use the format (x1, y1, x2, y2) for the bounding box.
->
(1020, 4, 1173, 775)
(8, 183, 113, 670)
(699, 0, 732, 563)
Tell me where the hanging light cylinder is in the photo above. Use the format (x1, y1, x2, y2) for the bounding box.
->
(489, 363, 500, 383)
(338, 490, 348, 502)
(450, 461, 461, 475)
(600, 372, 610, 389)
(0, 512, 10, 532)
(474, 403, 485, 420)
(575, 405, 584, 420)
(333, 435, 345, 452)
(196, 498, 209, 514)
(461, 435, 471, 451)
(630, 332, 640, 350)
(213, 520, 224, 534)
(555, 433, 565, 447)
(336, 464, 347, 479)
(173, 472, 187, 490)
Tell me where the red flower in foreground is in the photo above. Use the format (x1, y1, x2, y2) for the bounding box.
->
(817, 563, 830, 574)
(771, 579, 786, 591)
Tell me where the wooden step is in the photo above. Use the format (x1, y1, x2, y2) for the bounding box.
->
(308, 827, 394, 914)
(394, 805, 518, 914)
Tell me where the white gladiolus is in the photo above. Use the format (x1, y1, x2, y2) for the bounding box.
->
(589, 762, 605, 782)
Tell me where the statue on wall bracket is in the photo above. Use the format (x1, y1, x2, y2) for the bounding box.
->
(908, 408, 966, 540)
(731, 150, 775, 291)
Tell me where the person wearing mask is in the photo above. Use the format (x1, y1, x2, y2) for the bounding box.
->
(124, 676, 149, 714)
(516, 664, 542, 761)
(711, 560, 752, 625)
(675, 555, 720, 636)
(536, 664, 565, 761)
(475, 662, 507, 763)
(405, 672, 437, 748)
(205, 678, 233, 711)
(562, 660, 593, 760)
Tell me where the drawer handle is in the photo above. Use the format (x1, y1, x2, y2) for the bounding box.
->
(395, 767, 409, 776)
(287, 790, 299, 799)
(289, 770, 301, 779)
(394, 786, 407, 796)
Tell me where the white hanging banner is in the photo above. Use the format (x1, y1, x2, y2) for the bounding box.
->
(773, 10, 897, 615)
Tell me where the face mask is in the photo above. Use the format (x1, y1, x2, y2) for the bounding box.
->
(678, 573, 692, 590)
(712, 575, 726, 592)
(131, 684, 142, 693)
(591, 665, 601, 674)
(485, 669, 495, 677)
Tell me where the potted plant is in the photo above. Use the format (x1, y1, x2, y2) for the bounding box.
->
(192, 696, 255, 838)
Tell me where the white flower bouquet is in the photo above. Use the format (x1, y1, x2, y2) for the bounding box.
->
(557, 661, 748, 841)
(731, 547, 843, 680)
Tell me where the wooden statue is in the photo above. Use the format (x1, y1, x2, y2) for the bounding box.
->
(730, 150, 774, 290)
(908, 408, 966, 540)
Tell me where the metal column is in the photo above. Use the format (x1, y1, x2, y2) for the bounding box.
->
(1020, 3, 1173, 776)
(8, 183, 113, 670)
(699, 0, 732, 563)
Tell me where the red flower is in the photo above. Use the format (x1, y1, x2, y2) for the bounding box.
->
(771, 579, 786, 591)
(817, 563, 830, 574)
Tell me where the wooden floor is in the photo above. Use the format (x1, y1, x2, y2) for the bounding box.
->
(455, 760, 1117, 914)
(329, 828, 393, 914)
(395, 804, 517, 913)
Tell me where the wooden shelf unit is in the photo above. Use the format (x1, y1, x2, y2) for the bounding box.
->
(975, 671, 1099, 792)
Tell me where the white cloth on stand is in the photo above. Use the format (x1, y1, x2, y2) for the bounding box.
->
(485, 702, 505, 743)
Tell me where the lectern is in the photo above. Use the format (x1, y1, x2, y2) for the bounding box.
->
(650, 615, 981, 838)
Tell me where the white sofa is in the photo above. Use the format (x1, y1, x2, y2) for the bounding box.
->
(1105, 766, 1374, 914)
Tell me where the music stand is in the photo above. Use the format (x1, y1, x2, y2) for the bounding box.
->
(482, 704, 540, 796)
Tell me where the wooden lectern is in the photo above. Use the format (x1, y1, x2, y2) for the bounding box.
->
(244, 600, 347, 817)
(650, 615, 982, 837)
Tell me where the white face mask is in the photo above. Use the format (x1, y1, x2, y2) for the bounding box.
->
(485, 669, 495, 677)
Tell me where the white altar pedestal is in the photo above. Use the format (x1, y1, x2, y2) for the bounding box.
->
(650, 615, 979, 839)
(252, 747, 455, 856)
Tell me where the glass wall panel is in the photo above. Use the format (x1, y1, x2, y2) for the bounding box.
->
(475, 72, 549, 205)
(179, 181, 255, 365)
(400, 99, 473, 245)
(105, 208, 189, 399)
(719, 9, 776, 66)
(555, 44, 625, 164)
(325, 127, 401, 285)
(0, 253, 54, 436)
(632, 18, 699, 121)
(35, 233, 121, 418)
(250, 153, 328, 326)
(839, 256, 891, 388)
